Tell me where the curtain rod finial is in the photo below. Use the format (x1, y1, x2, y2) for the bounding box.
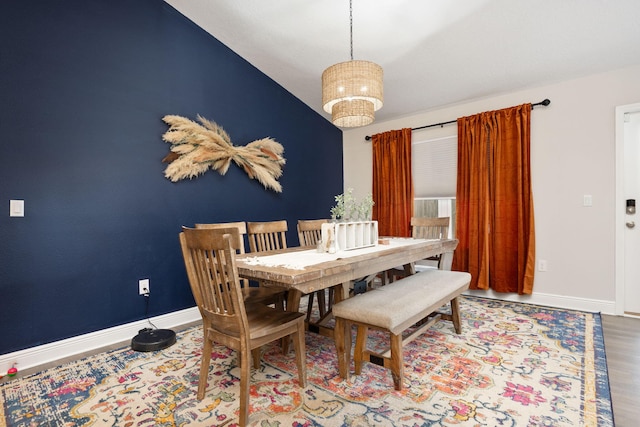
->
(532, 98, 551, 109)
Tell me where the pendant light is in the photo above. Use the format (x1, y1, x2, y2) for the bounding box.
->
(322, 0, 383, 127)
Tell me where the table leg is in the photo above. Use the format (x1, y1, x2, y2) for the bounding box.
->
(439, 251, 453, 270)
(287, 289, 302, 312)
(306, 282, 351, 338)
(334, 281, 350, 303)
(282, 289, 302, 354)
(402, 262, 416, 276)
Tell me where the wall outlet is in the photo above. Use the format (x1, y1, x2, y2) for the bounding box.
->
(9, 200, 24, 217)
(537, 260, 548, 272)
(139, 279, 150, 295)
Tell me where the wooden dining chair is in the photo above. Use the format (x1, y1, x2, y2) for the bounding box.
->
(297, 219, 332, 321)
(195, 222, 286, 309)
(411, 217, 450, 268)
(411, 216, 450, 240)
(297, 219, 328, 248)
(386, 216, 451, 282)
(179, 228, 306, 427)
(247, 220, 289, 252)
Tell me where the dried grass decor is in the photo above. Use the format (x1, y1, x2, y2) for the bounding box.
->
(161, 115, 286, 193)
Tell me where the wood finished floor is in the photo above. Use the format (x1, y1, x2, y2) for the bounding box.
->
(4, 313, 638, 425)
(601, 314, 640, 426)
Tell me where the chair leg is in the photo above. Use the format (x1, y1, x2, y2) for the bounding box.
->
(390, 333, 404, 391)
(380, 271, 388, 286)
(251, 348, 261, 369)
(292, 323, 307, 387)
(239, 347, 251, 427)
(451, 297, 462, 334)
(388, 270, 397, 283)
(197, 336, 213, 400)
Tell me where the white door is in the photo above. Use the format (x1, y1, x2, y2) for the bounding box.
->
(616, 103, 640, 316)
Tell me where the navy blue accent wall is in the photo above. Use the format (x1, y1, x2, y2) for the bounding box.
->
(0, 0, 342, 354)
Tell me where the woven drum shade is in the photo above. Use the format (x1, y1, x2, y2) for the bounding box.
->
(332, 99, 374, 127)
(322, 60, 383, 127)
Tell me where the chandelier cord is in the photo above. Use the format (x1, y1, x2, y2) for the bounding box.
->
(349, 0, 353, 60)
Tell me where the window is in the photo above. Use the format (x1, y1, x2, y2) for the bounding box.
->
(412, 135, 457, 238)
(413, 198, 456, 238)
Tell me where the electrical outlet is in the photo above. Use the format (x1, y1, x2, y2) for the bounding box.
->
(139, 279, 150, 295)
(538, 260, 548, 272)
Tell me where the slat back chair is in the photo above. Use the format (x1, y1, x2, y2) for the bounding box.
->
(194, 222, 285, 309)
(195, 221, 248, 253)
(297, 219, 331, 320)
(247, 220, 288, 253)
(179, 228, 306, 427)
(411, 217, 450, 240)
(195, 222, 249, 287)
(387, 217, 452, 282)
(297, 219, 328, 248)
(411, 216, 450, 268)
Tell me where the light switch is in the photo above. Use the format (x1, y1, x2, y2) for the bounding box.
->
(583, 195, 593, 207)
(10, 200, 24, 217)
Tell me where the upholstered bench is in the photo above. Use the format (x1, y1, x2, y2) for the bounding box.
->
(332, 269, 471, 390)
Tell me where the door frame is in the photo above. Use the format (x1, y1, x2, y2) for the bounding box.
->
(615, 102, 640, 316)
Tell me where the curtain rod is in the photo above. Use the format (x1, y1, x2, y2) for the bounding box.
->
(364, 98, 551, 141)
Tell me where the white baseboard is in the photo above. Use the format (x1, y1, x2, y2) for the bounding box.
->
(0, 307, 200, 375)
(465, 290, 616, 315)
(0, 291, 617, 376)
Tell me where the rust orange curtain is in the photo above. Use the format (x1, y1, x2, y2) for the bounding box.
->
(452, 104, 535, 294)
(371, 128, 413, 237)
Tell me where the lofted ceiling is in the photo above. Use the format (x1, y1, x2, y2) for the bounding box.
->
(165, 0, 640, 126)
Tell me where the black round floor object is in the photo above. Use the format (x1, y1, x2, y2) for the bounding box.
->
(131, 328, 176, 352)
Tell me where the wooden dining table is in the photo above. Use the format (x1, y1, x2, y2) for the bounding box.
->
(235, 237, 459, 337)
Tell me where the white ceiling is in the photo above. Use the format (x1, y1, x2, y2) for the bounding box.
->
(165, 0, 640, 125)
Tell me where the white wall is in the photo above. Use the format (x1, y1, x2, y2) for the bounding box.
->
(343, 64, 640, 314)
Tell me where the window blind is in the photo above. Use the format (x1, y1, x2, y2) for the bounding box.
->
(412, 135, 457, 198)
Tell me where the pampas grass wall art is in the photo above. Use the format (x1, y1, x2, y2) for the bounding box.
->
(161, 115, 286, 193)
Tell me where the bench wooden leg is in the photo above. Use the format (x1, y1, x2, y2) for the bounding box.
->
(451, 296, 462, 334)
(334, 317, 351, 381)
(390, 333, 404, 390)
(354, 324, 368, 375)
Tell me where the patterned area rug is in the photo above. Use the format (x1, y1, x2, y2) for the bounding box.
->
(0, 296, 613, 426)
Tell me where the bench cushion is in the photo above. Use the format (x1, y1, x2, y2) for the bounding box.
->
(332, 270, 470, 335)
